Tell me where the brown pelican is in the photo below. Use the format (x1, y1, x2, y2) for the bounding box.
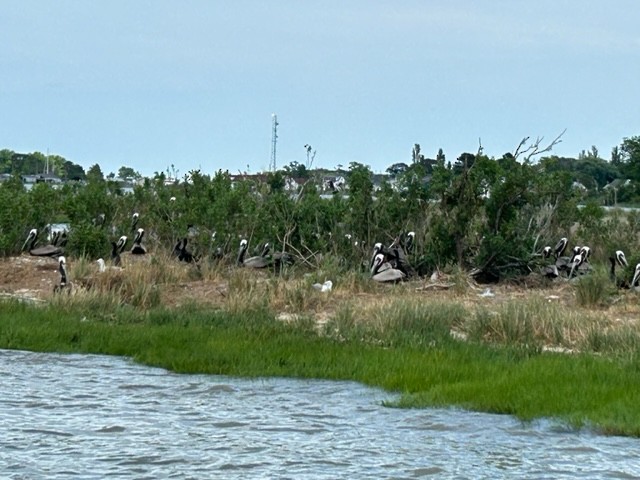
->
(53, 256, 70, 293)
(131, 212, 140, 232)
(116, 235, 127, 253)
(237, 239, 270, 268)
(22, 229, 64, 257)
(632, 264, 640, 290)
(610, 250, 629, 287)
(542, 264, 559, 279)
(554, 237, 568, 258)
(131, 228, 147, 255)
(406, 231, 415, 250)
(177, 238, 196, 263)
(110, 235, 128, 266)
(389, 245, 416, 278)
(370, 242, 385, 269)
(568, 253, 583, 279)
(371, 253, 406, 283)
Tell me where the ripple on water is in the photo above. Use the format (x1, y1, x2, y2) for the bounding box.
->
(2, 349, 640, 479)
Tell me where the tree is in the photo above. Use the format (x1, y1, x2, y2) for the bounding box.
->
(86, 164, 104, 183)
(385, 162, 409, 178)
(283, 161, 309, 179)
(346, 162, 374, 243)
(117, 166, 141, 180)
(620, 136, 640, 181)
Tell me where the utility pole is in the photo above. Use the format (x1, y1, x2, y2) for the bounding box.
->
(270, 114, 278, 172)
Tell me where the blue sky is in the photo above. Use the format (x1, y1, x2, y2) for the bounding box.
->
(2, 1, 639, 177)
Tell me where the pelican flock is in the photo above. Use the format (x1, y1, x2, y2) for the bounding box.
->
(15, 192, 640, 300)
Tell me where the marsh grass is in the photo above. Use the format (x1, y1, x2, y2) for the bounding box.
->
(574, 267, 615, 307)
(466, 297, 614, 352)
(4, 300, 640, 436)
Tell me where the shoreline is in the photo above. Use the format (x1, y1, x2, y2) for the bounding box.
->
(2, 257, 640, 437)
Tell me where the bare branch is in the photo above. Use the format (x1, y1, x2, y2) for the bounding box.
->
(513, 129, 566, 162)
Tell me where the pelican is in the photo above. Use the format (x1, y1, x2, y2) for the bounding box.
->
(610, 250, 629, 287)
(405, 231, 416, 254)
(22, 228, 63, 257)
(131, 212, 140, 232)
(369, 242, 385, 269)
(131, 228, 147, 255)
(53, 256, 70, 293)
(177, 238, 196, 263)
(389, 245, 416, 278)
(554, 237, 568, 258)
(568, 253, 583, 279)
(371, 253, 406, 283)
(110, 241, 122, 266)
(542, 263, 559, 279)
(570, 246, 582, 263)
(237, 239, 270, 268)
(116, 235, 128, 253)
(632, 264, 640, 290)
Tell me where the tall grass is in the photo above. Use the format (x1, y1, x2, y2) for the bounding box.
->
(574, 267, 614, 307)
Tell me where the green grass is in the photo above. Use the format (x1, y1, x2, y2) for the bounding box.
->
(2, 299, 640, 437)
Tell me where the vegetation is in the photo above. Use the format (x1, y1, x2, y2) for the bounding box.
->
(3, 279, 640, 436)
(3, 133, 640, 437)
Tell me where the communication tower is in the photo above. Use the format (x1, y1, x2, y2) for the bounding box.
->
(270, 114, 278, 172)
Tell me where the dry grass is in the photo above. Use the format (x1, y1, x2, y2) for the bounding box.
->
(3, 253, 640, 353)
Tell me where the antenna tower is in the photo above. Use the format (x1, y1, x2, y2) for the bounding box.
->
(270, 114, 278, 172)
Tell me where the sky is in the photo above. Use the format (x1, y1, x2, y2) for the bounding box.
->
(1, 1, 639, 177)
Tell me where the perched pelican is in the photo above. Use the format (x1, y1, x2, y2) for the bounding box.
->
(554, 237, 568, 258)
(53, 256, 70, 293)
(22, 229, 64, 257)
(110, 241, 122, 266)
(369, 242, 385, 269)
(632, 264, 640, 290)
(177, 238, 196, 263)
(542, 264, 559, 279)
(237, 239, 270, 268)
(405, 231, 416, 254)
(570, 246, 582, 263)
(131, 228, 147, 255)
(116, 235, 128, 253)
(131, 212, 140, 232)
(371, 253, 406, 283)
(609, 250, 629, 287)
(568, 253, 583, 279)
(389, 246, 416, 278)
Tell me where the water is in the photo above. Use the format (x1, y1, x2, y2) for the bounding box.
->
(1, 350, 639, 479)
